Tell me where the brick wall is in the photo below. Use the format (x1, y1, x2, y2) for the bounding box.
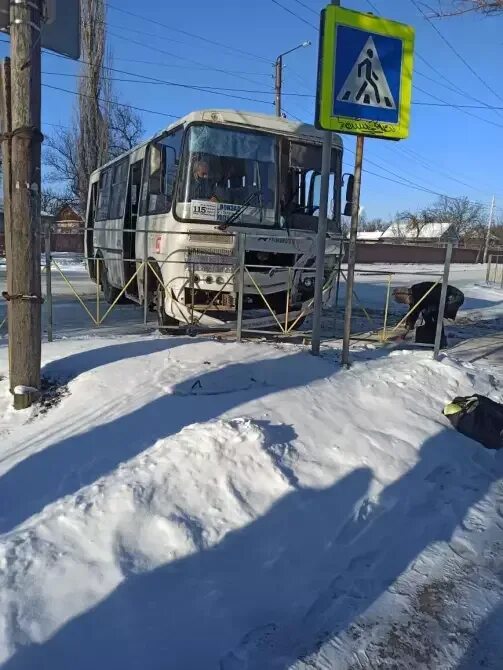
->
(353, 243, 479, 264)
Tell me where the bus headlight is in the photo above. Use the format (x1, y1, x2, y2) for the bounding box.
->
(205, 276, 214, 285)
(216, 276, 225, 285)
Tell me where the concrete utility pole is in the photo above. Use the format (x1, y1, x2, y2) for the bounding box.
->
(483, 195, 495, 264)
(274, 41, 311, 117)
(341, 135, 364, 367)
(275, 56, 283, 117)
(311, 0, 339, 357)
(5, 0, 43, 409)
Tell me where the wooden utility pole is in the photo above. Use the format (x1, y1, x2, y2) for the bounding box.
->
(6, 0, 43, 409)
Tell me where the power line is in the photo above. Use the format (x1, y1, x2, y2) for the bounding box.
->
(387, 145, 499, 198)
(366, 0, 503, 120)
(290, 0, 319, 17)
(41, 70, 274, 106)
(107, 30, 270, 89)
(345, 144, 458, 199)
(409, 0, 503, 105)
(413, 84, 503, 129)
(365, 0, 380, 13)
(42, 83, 180, 119)
(106, 2, 271, 63)
(415, 55, 501, 112)
(113, 56, 272, 77)
(270, 0, 319, 30)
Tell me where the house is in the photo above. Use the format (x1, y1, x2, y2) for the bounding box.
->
(355, 230, 383, 241)
(0, 205, 54, 255)
(380, 221, 456, 243)
(53, 204, 84, 233)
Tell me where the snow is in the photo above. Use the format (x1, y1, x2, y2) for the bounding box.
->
(0, 253, 85, 273)
(0, 312, 502, 668)
(354, 231, 383, 241)
(381, 222, 453, 239)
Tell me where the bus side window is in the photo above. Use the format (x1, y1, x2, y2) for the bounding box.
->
(140, 128, 183, 216)
(109, 158, 129, 220)
(96, 167, 113, 221)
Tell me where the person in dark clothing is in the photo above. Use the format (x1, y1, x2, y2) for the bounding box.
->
(189, 159, 217, 201)
(393, 282, 464, 347)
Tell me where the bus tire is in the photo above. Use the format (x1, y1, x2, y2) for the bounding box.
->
(156, 283, 178, 329)
(101, 262, 122, 305)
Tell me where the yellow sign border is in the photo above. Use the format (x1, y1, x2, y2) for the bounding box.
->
(317, 6, 415, 140)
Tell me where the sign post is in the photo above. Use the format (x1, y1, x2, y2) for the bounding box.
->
(313, 5, 414, 363)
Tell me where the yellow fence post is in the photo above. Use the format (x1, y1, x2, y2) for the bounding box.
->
(52, 259, 98, 325)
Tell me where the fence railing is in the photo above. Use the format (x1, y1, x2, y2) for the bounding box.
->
(486, 254, 503, 287)
(0, 225, 454, 356)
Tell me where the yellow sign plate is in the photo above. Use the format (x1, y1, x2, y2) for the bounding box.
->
(316, 6, 415, 140)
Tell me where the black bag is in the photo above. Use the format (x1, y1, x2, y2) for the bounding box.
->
(443, 395, 503, 450)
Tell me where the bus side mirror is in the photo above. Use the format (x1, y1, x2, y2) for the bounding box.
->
(344, 174, 354, 217)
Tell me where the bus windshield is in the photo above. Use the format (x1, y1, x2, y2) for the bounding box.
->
(177, 125, 277, 226)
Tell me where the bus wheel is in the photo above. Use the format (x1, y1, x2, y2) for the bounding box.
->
(101, 262, 122, 305)
(156, 284, 178, 329)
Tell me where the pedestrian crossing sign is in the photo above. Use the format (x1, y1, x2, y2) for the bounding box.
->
(316, 6, 414, 140)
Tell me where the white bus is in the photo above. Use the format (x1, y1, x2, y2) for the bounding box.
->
(85, 109, 346, 331)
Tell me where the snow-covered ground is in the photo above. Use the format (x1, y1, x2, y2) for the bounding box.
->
(0, 306, 503, 668)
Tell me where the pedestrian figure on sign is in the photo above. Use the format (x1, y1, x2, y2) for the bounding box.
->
(356, 49, 380, 104)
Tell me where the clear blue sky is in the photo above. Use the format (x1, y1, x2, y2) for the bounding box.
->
(1, 0, 503, 220)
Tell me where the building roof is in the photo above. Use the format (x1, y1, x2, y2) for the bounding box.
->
(356, 230, 383, 241)
(381, 221, 454, 240)
(0, 204, 53, 218)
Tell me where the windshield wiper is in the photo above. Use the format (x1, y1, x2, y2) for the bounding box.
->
(217, 191, 261, 231)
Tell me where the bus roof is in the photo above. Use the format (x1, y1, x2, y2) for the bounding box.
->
(90, 109, 343, 178)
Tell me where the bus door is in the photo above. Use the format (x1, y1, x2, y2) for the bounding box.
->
(86, 181, 99, 281)
(123, 159, 143, 298)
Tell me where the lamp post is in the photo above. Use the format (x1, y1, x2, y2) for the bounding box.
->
(274, 41, 311, 117)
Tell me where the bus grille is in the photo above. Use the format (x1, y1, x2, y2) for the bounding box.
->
(188, 232, 234, 246)
(186, 248, 235, 273)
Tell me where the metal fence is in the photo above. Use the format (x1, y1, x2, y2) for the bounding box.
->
(0, 226, 454, 356)
(486, 254, 503, 287)
(40, 226, 343, 342)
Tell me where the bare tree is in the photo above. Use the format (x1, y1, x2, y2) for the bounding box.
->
(45, 0, 144, 212)
(360, 216, 388, 232)
(431, 196, 485, 237)
(109, 103, 144, 156)
(429, 1, 503, 15)
(40, 188, 74, 215)
(395, 206, 437, 239)
(76, 0, 109, 210)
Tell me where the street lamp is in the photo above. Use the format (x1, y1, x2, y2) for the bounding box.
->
(275, 40, 311, 117)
